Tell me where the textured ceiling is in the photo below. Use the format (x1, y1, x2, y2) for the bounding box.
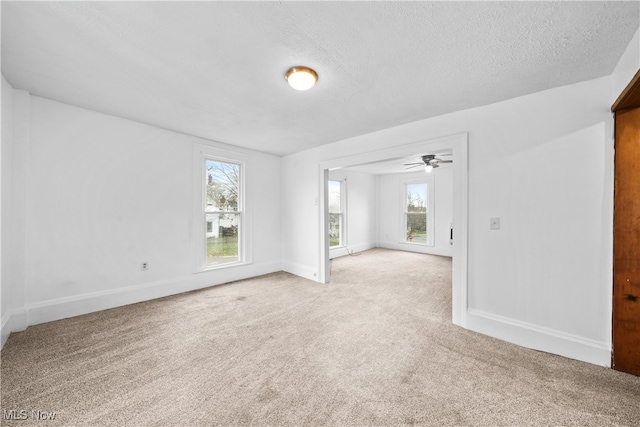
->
(2, 2, 638, 156)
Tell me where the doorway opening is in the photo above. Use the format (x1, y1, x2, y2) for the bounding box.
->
(318, 133, 469, 327)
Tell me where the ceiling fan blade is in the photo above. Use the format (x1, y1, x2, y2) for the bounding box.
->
(435, 159, 453, 164)
(403, 162, 423, 166)
(404, 164, 423, 169)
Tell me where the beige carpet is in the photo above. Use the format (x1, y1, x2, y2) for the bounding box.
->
(1, 248, 639, 426)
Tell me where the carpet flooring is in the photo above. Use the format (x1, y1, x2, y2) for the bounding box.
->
(1, 248, 639, 426)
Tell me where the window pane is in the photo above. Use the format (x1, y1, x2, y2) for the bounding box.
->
(206, 160, 239, 212)
(406, 213, 427, 243)
(328, 180, 341, 213)
(329, 213, 341, 247)
(406, 183, 427, 213)
(206, 213, 239, 267)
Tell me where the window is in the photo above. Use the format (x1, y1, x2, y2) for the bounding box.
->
(204, 160, 242, 267)
(404, 177, 434, 246)
(193, 144, 250, 271)
(328, 179, 345, 248)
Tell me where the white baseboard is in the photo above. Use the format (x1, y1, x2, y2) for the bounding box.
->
(281, 261, 319, 282)
(377, 241, 453, 257)
(1, 309, 27, 348)
(329, 242, 376, 259)
(0, 261, 281, 349)
(1, 313, 11, 349)
(467, 309, 611, 367)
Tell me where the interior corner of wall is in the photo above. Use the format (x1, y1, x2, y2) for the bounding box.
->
(0, 328, 9, 350)
(0, 313, 10, 349)
(1, 308, 27, 350)
(282, 261, 320, 283)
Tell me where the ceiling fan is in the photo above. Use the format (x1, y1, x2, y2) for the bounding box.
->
(404, 154, 453, 172)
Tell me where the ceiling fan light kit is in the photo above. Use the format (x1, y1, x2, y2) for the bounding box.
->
(285, 66, 318, 91)
(404, 154, 453, 173)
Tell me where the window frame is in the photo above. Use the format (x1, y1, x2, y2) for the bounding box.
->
(193, 144, 251, 272)
(401, 176, 435, 247)
(328, 178, 347, 249)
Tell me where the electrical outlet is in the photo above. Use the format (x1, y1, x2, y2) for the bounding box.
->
(490, 217, 500, 230)
(141, 262, 149, 271)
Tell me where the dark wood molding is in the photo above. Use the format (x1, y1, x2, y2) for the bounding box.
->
(612, 68, 640, 112)
(612, 107, 640, 376)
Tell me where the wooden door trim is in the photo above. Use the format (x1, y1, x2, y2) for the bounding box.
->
(612, 68, 640, 112)
(612, 108, 640, 375)
(612, 68, 640, 375)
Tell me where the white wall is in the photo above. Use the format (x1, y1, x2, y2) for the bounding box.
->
(378, 167, 453, 257)
(1, 84, 30, 348)
(612, 28, 639, 104)
(328, 170, 377, 259)
(281, 75, 614, 366)
(1, 94, 282, 341)
(281, 150, 322, 279)
(0, 75, 12, 346)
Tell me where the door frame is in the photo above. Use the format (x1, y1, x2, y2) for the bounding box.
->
(611, 68, 640, 373)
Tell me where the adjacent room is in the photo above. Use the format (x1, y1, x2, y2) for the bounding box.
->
(2, 1, 640, 425)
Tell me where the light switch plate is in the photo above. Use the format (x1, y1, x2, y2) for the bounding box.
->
(490, 217, 500, 230)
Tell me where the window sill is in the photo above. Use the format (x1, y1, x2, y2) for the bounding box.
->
(195, 260, 251, 273)
(400, 241, 434, 247)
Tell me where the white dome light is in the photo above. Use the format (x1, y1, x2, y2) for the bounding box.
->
(285, 66, 318, 91)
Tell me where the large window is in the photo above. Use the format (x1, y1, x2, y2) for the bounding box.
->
(203, 159, 242, 268)
(328, 179, 345, 248)
(404, 177, 434, 246)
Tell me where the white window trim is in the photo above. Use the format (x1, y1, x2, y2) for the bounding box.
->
(328, 178, 347, 250)
(401, 175, 435, 247)
(192, 143, 252, 272)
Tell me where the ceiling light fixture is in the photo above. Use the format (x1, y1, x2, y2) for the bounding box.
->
(285, 66, 318, 91)
(405, 154, 453, 173)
